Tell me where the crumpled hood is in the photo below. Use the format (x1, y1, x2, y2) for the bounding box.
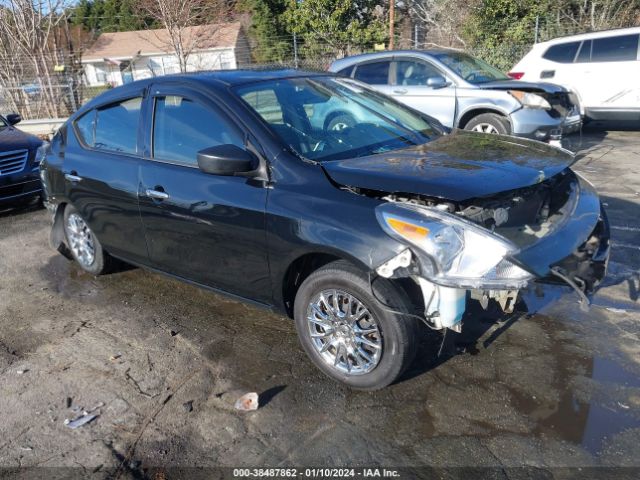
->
(321, 130, 576, 202)
(479, 79, 568, 94)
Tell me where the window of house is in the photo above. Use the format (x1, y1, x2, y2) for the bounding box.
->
(152, 95, 244, 165)
(542, 42, 581, 63)
(353, 61, 391, 85)
(592, 34, 639, 62)
(75, 97, 141, 154)
(162, 57, 180, 75)
(95, 65, 108, 83)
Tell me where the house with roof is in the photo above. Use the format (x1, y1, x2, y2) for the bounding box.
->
(81, 22, 249, 87)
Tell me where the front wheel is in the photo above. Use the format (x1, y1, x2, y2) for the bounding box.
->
(294, 261, 417, 390)
(464, 113, 510, 135)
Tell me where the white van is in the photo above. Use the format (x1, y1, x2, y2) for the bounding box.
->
(510, 27, 640, 121)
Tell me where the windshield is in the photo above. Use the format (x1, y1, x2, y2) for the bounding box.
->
(432, 52, 508, 84)
(234, 76, 438, 162)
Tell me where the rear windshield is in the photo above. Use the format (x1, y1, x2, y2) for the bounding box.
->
(234, 76, 438, 162)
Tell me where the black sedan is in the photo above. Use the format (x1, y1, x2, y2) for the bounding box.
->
(40, 70, 609, 390)
(0, 113, 45, 206)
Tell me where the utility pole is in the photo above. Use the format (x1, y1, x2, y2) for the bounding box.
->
(534, 15, 539, 44)
(414, 23, 418, 49)
(293, 32, 299, 68)
(389, 0, 395, 50)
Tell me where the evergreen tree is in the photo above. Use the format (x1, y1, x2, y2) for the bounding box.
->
(244, 0, 291, 63)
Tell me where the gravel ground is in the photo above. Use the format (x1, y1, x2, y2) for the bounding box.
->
(0, 126, 639, 479)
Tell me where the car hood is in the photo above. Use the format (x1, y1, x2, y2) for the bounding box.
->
(321, 130, 576, 202)
(479, 79, 568, 94)
(0, 126, 41, 150)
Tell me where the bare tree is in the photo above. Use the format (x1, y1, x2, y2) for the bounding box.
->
(556, 0, 639, 33)
(408, 0, 474, 48)
(0, 0, 73, 118)
(136, 0, 235, 73)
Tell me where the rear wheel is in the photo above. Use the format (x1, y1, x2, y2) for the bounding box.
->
(465, 113, 510, 135)
(63, 205, 112, 275)
(294, 260, 418, 390)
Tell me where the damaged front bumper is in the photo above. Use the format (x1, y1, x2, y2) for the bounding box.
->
(376, 172, 610, 332)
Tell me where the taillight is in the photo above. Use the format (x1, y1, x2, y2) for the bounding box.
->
(508, 72, 524, 80)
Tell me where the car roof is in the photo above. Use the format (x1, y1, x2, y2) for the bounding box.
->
(77, 69, 331, 115)
(330, 49, 465, 70)
(535, 26, 640, 46)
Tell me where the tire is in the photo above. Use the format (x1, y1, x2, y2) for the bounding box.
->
(293, 260, 418, 390)
(62, 205, 112, 275)
(464, 113, 510, 135)
(325, 113, 356, 132)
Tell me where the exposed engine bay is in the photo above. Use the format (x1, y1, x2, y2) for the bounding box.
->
(342, 169, 608, 332)
(377, 169, 575, 249)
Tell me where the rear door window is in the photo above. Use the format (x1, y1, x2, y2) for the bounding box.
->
(152, 95, 243, 166)
(542, 42, 581, 63)
(336, 66, 354, 77)
(353, 61, 391, 85)
(592, 34, 639, 62)
(575, 40, 592, 62)
(94, 98, 141, 154)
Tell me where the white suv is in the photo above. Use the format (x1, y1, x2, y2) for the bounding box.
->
(510, 27, 640, 121)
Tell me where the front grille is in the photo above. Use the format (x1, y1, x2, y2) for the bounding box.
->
(0, 149, 29, 176)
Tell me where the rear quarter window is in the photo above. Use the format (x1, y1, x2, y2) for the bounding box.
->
(74, 97, 142, 154)
(542, 42, 580, 63)
(592, 34, 639, 62)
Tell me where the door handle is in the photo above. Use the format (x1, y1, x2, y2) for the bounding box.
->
(393, 88, 408, 95)
(64, 173, 82, 182)
(145, 188, 169, 200)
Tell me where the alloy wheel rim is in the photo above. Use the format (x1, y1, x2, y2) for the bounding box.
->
(330, 122, 350, 131)
(306, 289, 382, 375)
(66, 213, 96, 267)
(471, 123, 499, 134)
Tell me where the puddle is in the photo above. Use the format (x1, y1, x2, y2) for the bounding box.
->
(507, 316, 640, 456)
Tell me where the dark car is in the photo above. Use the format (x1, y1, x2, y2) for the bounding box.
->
(0, 113, 45, 206)
(40, 70, 609, 390)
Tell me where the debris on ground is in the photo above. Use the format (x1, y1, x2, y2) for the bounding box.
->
(66, 396, 73, 408)
(182, 400, 193, 413)
(20, 446, 33, 451)
(109, 354, 122, 362)
(170, 330, 178, 337)
(16, 369, 28, 375)
(606, 307, 628, 314)
(234, 392, 259, 411)
(64, 413, 98, 429)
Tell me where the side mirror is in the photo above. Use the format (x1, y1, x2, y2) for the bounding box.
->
(197, 144, 256, 176)
(6, 113, 21, 125)
(426, 76, 448, 89)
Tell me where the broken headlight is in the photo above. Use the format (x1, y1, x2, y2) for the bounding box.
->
(376, 202, 534, 289)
